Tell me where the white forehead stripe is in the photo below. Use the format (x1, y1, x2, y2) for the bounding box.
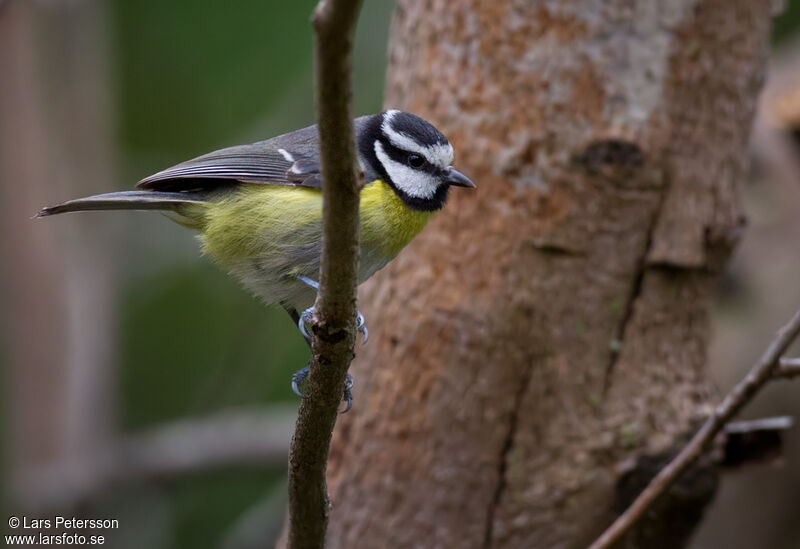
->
(381, 111, 454, 168)
(375, 141, 439, 199)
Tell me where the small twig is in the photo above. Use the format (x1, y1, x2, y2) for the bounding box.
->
(16, 406, 295, 510)
(286, 1, 364, 549)
(720, 415, 793, 469)
(588, 310, 800, 549)
(775, 357, 800, 378)
(724, 415, 794, 433)
(220, 482, 288, 549)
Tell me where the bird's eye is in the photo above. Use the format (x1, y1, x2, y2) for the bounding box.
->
(407, 154, 424, 168)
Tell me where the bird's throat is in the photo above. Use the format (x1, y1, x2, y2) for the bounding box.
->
(359, 179, 436, 257)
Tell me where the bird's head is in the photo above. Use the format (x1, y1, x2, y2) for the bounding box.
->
(359, 110, 475, 211)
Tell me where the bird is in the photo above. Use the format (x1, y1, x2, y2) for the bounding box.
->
(38, 110, 475, 409)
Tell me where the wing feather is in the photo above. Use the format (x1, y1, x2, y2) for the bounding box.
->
(137, 139, 322, 191)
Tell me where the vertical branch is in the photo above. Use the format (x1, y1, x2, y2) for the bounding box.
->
(286, 1, 363, 548)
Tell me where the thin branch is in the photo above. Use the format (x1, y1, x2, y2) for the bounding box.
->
(16, 406, 295, 510)
(775, 357, 800, 378)
(286, 1, 364, 549)
(588, 310, 800, 549)
(724, 415, 794, 433)
(719, 416, 793, 469)
(220, 482, 288, 549)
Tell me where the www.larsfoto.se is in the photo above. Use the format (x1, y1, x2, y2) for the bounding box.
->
(5, 532, 107, 545)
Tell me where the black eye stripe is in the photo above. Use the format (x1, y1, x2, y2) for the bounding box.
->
(377, 137, 410, 164)
(377, 137, 440, 174)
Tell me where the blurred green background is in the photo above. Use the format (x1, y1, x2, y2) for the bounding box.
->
(4, 1, 800, 548)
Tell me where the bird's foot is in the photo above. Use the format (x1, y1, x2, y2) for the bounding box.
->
(342, 375, 354, 413)
(356, 311, 369, 344)
(290, 366, 309, 399)
(290, 366, 354, 413)
(297, 306, 369, 344)
(293, 275, 368, 344)
(298, 307, 314, 341)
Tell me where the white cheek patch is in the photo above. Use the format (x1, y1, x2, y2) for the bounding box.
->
(382, 110, 454, 168)
(375, 141, 439, 199)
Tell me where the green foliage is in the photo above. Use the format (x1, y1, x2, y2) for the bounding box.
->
(113, 0, 316, 156)
(167, 468, 284, 548)
(774, 0, 800, 44)
(120, 262, 306, 430)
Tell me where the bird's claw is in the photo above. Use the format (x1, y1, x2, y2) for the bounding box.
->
(341, 374, 354, 413)
(290, 366, 354, 414)
(298, 307, 314, 341)
(297, 306, 368, 345)
(356, 311, 368, 344)
(293, 302, 363, 412)
(291, 366, 309, 399)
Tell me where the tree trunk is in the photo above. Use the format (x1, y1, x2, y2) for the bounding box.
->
(325, 2, 771, 548)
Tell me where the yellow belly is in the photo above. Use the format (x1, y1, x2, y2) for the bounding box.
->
(179, 180, 434, 307)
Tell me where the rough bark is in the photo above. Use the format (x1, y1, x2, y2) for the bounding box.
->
(324, 2, 771, 548)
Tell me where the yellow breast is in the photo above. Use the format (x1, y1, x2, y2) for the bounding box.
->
(184, 180, 433, 276)
(359, 179, 435, 257)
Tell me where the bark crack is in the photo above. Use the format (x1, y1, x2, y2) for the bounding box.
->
(481, 361, 536, 549)
(603, 194, 665, 396)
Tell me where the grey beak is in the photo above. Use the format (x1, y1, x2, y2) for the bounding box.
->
(445, 167, 476, 188)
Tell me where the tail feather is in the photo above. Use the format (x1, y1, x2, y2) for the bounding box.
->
(36, 190, 207, 218)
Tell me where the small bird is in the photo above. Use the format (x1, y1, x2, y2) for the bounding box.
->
(38, 110, 475, 408)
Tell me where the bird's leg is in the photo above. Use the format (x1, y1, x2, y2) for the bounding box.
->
(283, 301, 354, 412)
(294, 274, 368, 344)
(283, 304, 311, 399)
(284, 305, 311, 348)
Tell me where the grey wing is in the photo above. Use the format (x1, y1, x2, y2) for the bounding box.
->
(137, 125, 322, 191)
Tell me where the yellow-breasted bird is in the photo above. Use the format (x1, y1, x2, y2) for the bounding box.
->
(38, 110, 475, 407)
